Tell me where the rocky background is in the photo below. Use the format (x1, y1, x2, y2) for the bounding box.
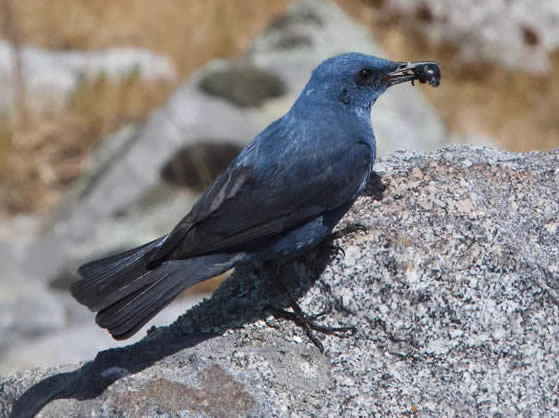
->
(0, 0, 558, 416)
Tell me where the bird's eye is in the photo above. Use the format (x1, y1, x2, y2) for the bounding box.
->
(358, 68, 373, 81)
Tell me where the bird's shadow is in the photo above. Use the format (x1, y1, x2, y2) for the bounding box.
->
(10, 244, 335, 418)
(10, 172, 386, 418)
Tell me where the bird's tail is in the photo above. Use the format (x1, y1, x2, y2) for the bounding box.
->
(71, 238, 239, 340)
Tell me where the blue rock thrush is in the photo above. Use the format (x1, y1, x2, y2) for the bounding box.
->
(71, 53, 441, 343)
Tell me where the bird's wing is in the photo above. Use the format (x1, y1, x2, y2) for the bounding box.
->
(147, 139, 373, 266)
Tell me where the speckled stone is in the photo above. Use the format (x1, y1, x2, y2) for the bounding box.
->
(2, 145, 558, 417)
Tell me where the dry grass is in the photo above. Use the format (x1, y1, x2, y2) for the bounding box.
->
(2, 0, 291, 75)
(1, 76, 174, 213)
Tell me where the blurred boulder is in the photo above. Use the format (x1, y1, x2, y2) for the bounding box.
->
(0, 42, 176, 113)
(377, 0, 559, 73)
(2, 145, 558, 417)
(198, 66, 286, 107)
(0, 296, 202, 375)
(0, 284, 66, 354)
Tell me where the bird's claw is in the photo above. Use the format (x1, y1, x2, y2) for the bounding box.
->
(308, 305, 332, 321)
(320, 241, 345, 259)
(331, 222, 368, 240)
(266, 304, 355, 353)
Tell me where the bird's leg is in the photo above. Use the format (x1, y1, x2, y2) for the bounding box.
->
(267, 264, 355, 353)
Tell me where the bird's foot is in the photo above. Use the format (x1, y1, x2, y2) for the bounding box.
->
(265, 262, 356, 352)
(320, 223, 367, 259)
(319, 240, 346, 259)
(268, 302, 355, 353)
(331, 222, 368, 240)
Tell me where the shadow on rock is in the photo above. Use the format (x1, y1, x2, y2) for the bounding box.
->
(364, 172, 387, 201)
(10, 242, 337, 418)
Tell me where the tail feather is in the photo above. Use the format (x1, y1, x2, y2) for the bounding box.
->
(77, 238, 161, 284)
(72, 238, 165, 311)
(96, 268, 177, 339)
(71, 241, 240, 339)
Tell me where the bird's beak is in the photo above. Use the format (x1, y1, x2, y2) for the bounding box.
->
(384, 61, 441, 87)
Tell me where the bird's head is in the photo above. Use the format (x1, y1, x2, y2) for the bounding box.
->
(299, 52, 440, 115)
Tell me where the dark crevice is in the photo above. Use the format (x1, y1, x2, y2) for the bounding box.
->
(161, 141, 243, 192)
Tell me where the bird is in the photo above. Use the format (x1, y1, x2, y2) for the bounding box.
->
(71, 53, 441, 341)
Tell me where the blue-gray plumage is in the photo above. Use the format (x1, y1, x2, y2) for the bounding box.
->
(71, 53, 441, 340)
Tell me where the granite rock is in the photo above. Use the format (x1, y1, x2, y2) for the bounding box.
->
(2, 145, 558, 417)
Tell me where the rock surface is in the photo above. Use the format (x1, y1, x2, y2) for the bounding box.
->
(0, 42, 176, 113)
(2, 145, 558, 417)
